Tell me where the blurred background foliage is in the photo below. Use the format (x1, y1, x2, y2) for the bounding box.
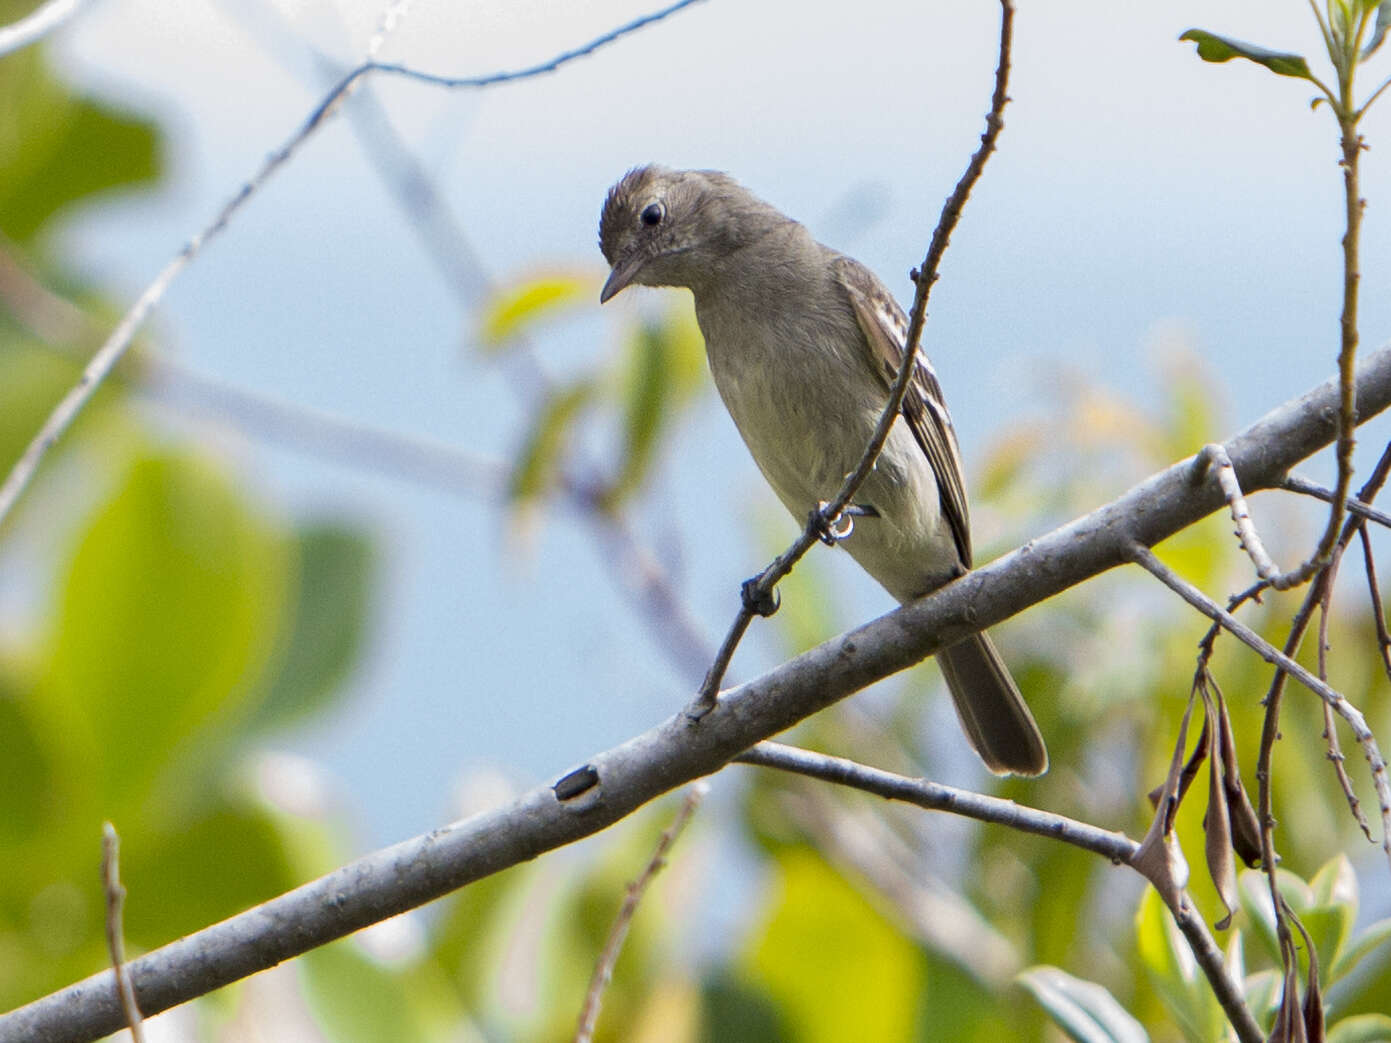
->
(1, 17, 1390, 1043)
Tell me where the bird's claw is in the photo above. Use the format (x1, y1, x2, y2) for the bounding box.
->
(810, 501, 877, 545)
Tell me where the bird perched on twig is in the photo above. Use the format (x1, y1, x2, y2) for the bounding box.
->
(598, 165, 1046, 777)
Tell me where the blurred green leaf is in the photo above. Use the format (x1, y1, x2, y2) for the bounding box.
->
(42, 451, 290, 809)
(1179, 30, 1314, 80)
(120, 801, 296, 947)
(1018, 965, 1149, 1043)
(1331, 918, 1391, 983)
(0, 341, 93, 488)
(1309, 854, 1358, 912)
(252, 523, 374, 731)
(0, 675, 50, 846)
(744, 849, 922, 1043)
(1327, 1013, 1391, 1042)
(700, 972, 791, 1042)
(1135, 888, 1225, 1042)
(509, 382, 595, 507)
(1363, 2, 1391, 59)
(301, 941, 435, 1043)
(478, 271, 594, 353)
(0, 47, 160, 245)
(601, 323, 673, 511)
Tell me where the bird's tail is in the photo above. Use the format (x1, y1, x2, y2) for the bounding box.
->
(937, 632, 1048, 776)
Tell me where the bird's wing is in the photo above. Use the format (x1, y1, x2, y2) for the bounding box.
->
(833, 255, 972, 567)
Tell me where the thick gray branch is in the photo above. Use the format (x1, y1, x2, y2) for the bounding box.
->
(6, 347, 1391, 1042)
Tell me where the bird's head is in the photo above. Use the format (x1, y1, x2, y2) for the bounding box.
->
(597, 165, 766, 302)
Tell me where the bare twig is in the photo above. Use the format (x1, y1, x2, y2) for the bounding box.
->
(736, 742, 1132, 859)
(573, 783, 707, 1043)
(100, 824, 145, 1043)
(1282, 471, 1391, 530)
(1318, 559, 1373, 842)
(736, 742, 1262, 1043)
(0, 0, 707, 531)
(1359, 524, 1391, 678)
(0, 0, 86, 56)
(1129, 543, 1391, 869)
(692, 0, 1016, 711)
(6, 349, 1391, 1042)
(1196, 443, 1283, 582)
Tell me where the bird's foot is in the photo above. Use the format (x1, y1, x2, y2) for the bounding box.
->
(809, 501, 878, 545)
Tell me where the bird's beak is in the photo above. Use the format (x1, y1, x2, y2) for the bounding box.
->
(599, 252, 646, 303)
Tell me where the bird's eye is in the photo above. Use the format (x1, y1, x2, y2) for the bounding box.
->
(640, 202, 664, 227)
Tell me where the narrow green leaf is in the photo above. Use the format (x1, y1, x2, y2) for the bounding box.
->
(508, 382, 595, 506)
(1363, 2, 1391, 60)
(602, 322, 672, 510)
(476, 271, 593, 353)
(1135, 888, 1225, 1042)
(1018, 966, 1149, 1043)
(1180, 30, 1315, 80)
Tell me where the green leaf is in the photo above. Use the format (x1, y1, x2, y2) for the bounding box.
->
(120, 801, 297, 946)
(0, 675, 51, 846)
(1018, 966, 1149, 1043)
(1135, 888, 1225, 1042)
(508, 381, 595, 506)
(744, 849, 923, 1043)
(1179, 30, 1315, 80)
(1362, 2, 1391, 60)
(701, 972, 793, 1042)
(42, 450, 290, 808)
(601, 322, 673, 510)
(1331, 917, 1391, 983)
(0, 47, 161, 244)
(477, 271, 594, 353)
(1327, 1013, 1391, 1043)
(252, 523, 374, 731)
(300, 941, 436, 1043)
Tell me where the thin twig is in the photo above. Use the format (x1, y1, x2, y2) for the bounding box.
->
(100, 823, 145, 1043)
(692, 0, 1016, 711)
(735, 742, 1262, 1043)
(1359, 524, 1391, 677)
(1195, 443, 1283, 582)
(737, 741, 1132, 858)
(0, 0, 85, 56)
(573, 783, 707, 1043)
(0, 0, 707, 531)
(1130, 543, 1391, 869)
(1282, 471, 1391, 530)
(1318, 554, 1373, 841)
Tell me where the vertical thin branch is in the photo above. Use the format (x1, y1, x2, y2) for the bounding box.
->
(101, 823, 145, 1043)
(573, 783, 707, 1043)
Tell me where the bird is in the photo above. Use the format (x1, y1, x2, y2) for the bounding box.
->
(597, 165, 1046, 776)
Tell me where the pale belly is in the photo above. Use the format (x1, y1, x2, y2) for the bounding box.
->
(707, 342, 962, 603)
